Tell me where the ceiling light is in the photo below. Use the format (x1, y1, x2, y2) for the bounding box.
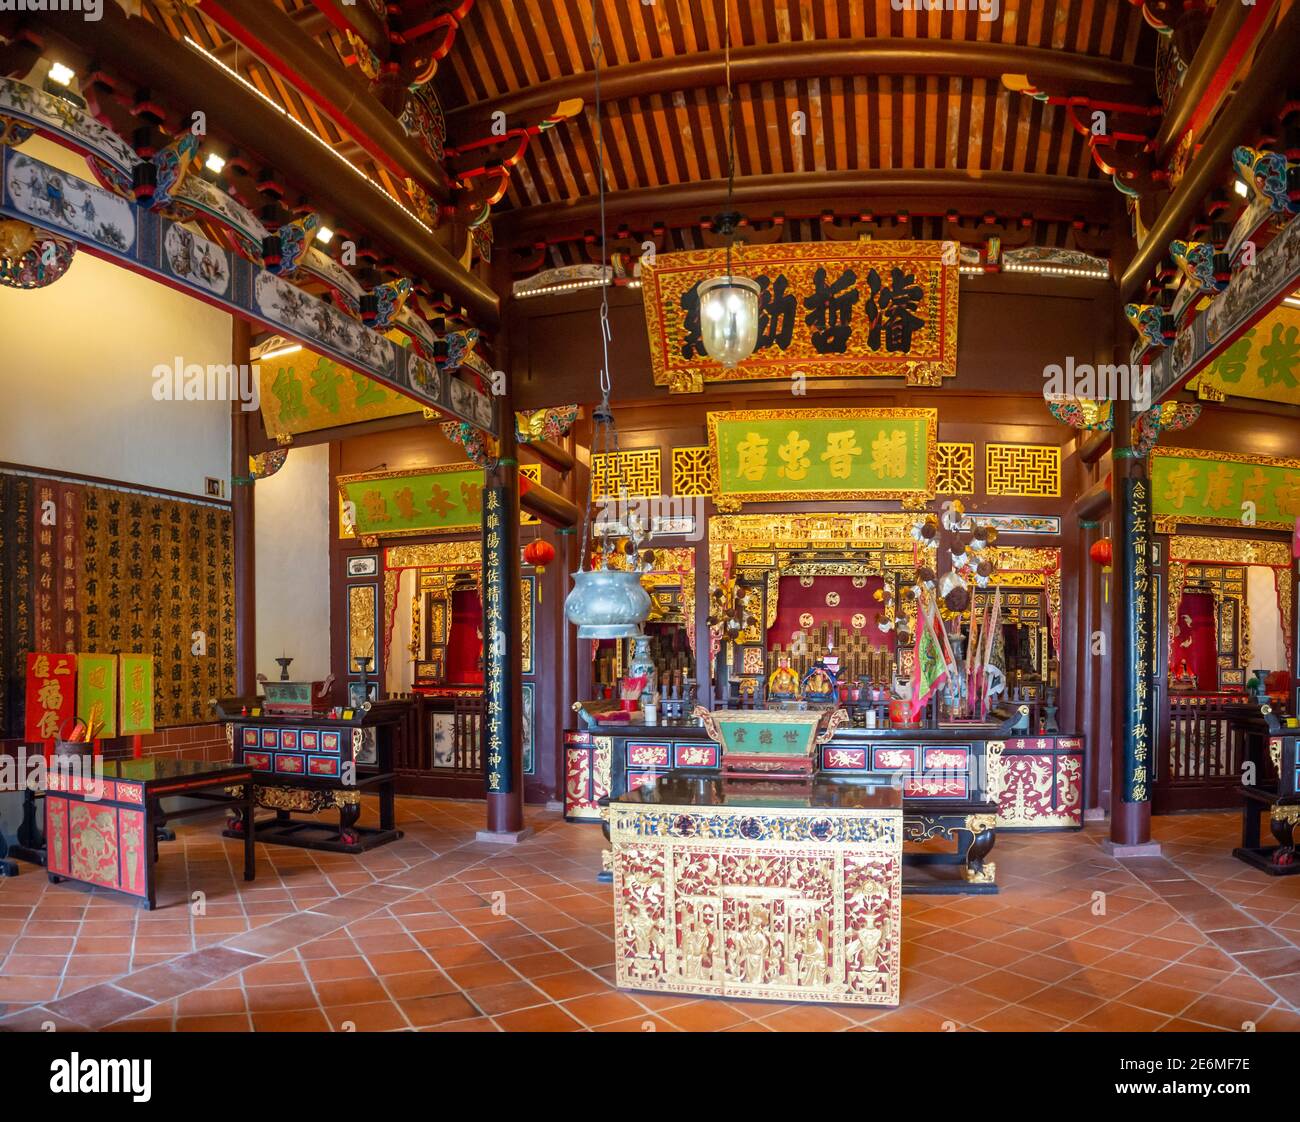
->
(260, 344, 301, 361)
(204, 152, 226, 174)
(1234, 178, 1250, 199)
(697, 7, 758, 369)
(47, 62, 75, 86)
(316, 226, 334, 245)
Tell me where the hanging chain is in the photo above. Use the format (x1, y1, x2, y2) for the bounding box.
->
(724, 0, 735, 279)
(577, 0, 628, 571)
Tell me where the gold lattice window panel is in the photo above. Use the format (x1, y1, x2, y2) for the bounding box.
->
(985, 443, 1060, 497)
(672, 446, 712, 496)
(935, 442, 975, 495)
(592, 448, 661, 498)
(520, 463, 541, 525)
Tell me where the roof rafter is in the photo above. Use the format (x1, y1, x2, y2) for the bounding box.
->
(496, 169, 1115, 244)
(446, 37, 1152, 142)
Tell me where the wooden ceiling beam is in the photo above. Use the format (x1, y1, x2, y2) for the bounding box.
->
(495, 170, 1114, 244)
(445, 37, 1150, 141)
(1120, 0, 1300, 303)
(213, 5, 334, 64)
(195, 0, 451, 202)
(310, 0, 390, 61)
(1152, 0, 1275, 165)
(32, 2, 498, 327)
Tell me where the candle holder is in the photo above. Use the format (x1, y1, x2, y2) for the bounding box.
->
(354, 656, 373, 705)
(275, 656, 293, 682)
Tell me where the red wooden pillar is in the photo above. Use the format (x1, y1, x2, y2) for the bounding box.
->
(478, 257, 530, 841)
(231, 316, 256, 698)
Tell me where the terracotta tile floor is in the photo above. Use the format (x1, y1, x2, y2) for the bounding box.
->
(3, 798, 1300, 1031)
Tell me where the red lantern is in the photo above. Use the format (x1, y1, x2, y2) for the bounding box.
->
(1089, 538, 1113, 567)
(523, 539, 556, 600)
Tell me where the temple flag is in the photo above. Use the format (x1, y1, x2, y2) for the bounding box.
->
(910, 591, 948, 721)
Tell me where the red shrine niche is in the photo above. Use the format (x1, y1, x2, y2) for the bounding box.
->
(1171, 590, 1218, 690)
(766, 574, 897, 689)
(768, 574, 893, 649)
(446, 586, 485, 686)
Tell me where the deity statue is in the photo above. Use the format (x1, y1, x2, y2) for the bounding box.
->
(767, 655, 801, 699)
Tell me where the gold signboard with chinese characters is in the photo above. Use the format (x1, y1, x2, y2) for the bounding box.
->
(707, 408, 937, 508)
(641, 242, 959, 392)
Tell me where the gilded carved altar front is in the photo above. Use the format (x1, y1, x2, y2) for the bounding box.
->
(611, 802, 901, 1005)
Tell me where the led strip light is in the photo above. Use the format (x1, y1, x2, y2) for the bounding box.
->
(515, 277, 642, 299)
(1003, 260, 1110, 279)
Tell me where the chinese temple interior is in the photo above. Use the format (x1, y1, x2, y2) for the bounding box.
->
(4, 0, 1300, 1058)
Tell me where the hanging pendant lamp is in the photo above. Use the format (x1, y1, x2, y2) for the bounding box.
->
(699, 272, 760, 368)
(698, 4, 758, 369)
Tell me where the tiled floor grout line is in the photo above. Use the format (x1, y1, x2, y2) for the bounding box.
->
(7, 809, 1300, 1033)
(1114, 850, 1300, 1010)
(1, 838, 503, 1030)
(899, 847, 1293, 1032)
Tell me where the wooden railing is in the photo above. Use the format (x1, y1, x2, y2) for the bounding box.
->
(451, 696, 483, 771)
(1158, 692, 1265, 812)
(393, 693, 485, 798)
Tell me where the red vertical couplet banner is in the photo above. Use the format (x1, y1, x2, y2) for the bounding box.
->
(24, 652, 77, 743)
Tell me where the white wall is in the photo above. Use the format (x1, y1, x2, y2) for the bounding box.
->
(0, 138, 231, 495)
(1247, 565, 1288, 673)
(254, 442, 332, 683)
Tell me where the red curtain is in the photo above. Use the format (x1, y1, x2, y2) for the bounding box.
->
(1173, 590, 1218, 690)
(446, 587, 484, 685)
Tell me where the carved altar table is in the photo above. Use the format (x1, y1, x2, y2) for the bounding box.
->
(46, 757, 255, 910)
(609, 772, 902, 1006)
(215, 697, 406, 854)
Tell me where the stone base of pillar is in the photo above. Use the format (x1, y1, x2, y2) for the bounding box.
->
(1100, 839, 1163, 858)
(1084, 807, 1106, 822)
(545, 800, 564, 813)
(475, 827, 534, 845)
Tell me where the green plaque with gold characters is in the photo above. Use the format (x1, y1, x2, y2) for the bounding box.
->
(337, 463, 485, 539)
(119, 653, 155, 736)
(707, 408, 937, 507)
(1151, 446, 1300, 531)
